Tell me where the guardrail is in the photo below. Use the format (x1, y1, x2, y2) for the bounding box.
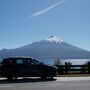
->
(55, 62, 90, 75)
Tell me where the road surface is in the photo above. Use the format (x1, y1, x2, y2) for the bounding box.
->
(0, 77, 90, 90)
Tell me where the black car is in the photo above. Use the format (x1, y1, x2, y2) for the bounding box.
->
(0, 57, 57, 80)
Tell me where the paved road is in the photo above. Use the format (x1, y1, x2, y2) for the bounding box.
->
(0, 77, 90, 90)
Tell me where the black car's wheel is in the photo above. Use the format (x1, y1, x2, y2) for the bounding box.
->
(41, 74, 54, 80)
(40, 72, 47, 80)
(14, 76, 18, 80)
(48, 72, 54, 79)
(7, 75, 14, 80)
(7, 73, 18, 80)
(6, 70, 18, 80)
(41, 76, 47, 80)
(41, 71, 54, 80)
(50, 75, 54, 79)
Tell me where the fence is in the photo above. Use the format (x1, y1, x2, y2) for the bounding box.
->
(55, 62, 90, 75)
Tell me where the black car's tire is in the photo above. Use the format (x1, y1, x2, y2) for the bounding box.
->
(50, 75, 54, 79)
(7, 74, 18, 80)
(47, 71, 55, 80)
(6, 71, 18, 80)
(41, 72, 47, 80)
(15, 76, 18, 80)
(49, 72, 54, 79)
(41, 76, 47, 80)
(41, 74, 54, 80)
(7, 75, 13, 80)
(41, 71, 54, 80)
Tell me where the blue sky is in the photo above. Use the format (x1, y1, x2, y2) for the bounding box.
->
(0, 0, 90, 51)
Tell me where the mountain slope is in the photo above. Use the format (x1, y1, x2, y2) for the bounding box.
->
(0, 36, 90, 59)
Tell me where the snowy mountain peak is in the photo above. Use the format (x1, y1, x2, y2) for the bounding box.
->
(46, 36, 63, 43)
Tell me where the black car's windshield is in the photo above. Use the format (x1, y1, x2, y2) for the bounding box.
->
(31, 59, 40, 65)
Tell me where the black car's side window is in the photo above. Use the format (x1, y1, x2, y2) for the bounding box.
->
(23, 59, 28, 64)
(16, 59, 23, 64)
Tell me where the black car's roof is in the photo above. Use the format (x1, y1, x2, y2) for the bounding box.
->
(3, 56, 33, 60)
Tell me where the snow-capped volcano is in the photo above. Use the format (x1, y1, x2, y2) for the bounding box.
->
(0, 35, 90, 60)
(45, 36, 63, 43)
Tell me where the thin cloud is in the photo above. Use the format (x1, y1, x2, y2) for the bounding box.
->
(29, 0, 66, 18)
